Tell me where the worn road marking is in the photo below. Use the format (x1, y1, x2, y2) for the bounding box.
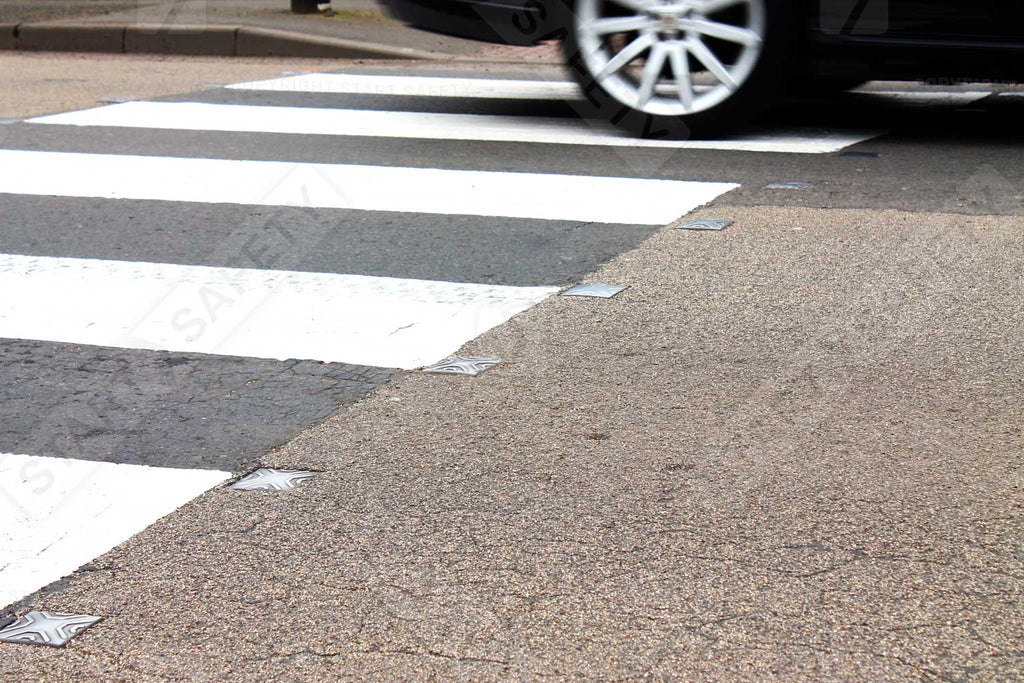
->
(849, 90, 991, 105)
(227, 72, 584, 100)
(0, 254, 559, 368)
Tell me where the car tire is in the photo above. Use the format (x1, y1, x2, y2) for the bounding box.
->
(560, 0, 796, 139)
(291, 0, 321, 14)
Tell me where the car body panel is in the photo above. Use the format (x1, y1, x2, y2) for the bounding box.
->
(382, 0, 1024, 80)
(805, 0, 1023, 80)
(381, 0, 556, 46)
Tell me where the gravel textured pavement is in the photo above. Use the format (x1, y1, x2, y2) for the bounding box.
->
(2, 206, 1019, 681)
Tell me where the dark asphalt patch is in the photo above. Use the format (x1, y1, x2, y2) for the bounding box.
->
(0, 339, 394, 471)
(0, 195, 652, 287)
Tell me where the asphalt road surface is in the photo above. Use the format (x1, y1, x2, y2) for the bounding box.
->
(0, 56, 1021, 681)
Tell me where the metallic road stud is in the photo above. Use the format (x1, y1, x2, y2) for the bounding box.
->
(231, 468, 316, 492)
(561, 284, 628, 299)
(0, 611, 102, 647)
(677, 218, 734, 231)
(766, 182, 812, 190)
(423, 357, 502, 376)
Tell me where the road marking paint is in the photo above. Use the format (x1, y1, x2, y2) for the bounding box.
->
(0, 254, 559, 368)
(227, 72, 584, 100)
(229, 75, 998, 113)
(849, 90, 991, 105)
(0, 452, 228, 609)
(0, 150, 734, 224)
(30, 100, 882, 154)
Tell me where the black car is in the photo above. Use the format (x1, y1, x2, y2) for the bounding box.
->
(383, 0, 1023, 137)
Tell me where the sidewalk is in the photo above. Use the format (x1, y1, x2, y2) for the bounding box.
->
(0, 0, 559, 60)
(1, 205, 1019, 680)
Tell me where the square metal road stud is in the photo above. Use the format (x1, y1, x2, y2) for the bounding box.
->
(561, 284, 628, 299)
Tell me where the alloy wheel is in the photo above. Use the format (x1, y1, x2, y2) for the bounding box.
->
(574, 0, 767, 117)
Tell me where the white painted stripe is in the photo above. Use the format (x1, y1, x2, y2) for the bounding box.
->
(0, 150, 733, 224)
(850, 90, 991, 105)
(29, 100, 882, 154)
(228, 72, 583, 100)
(0, 254, 559, 369)
(0, 452, 228, 609)
(229, 74, 997, 112)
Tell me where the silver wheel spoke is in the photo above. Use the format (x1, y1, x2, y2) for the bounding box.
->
(597, 32, 657, 79)
(681, 18, 762, 46)
(587, 15, 659, 36)
(668, 43, 694, 109)
(637, 44, 669, 107)
(687, 38, 737, 89)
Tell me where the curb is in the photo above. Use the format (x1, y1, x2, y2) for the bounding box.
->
(0, 22, 439, 60)
(0, 23, 16, 50)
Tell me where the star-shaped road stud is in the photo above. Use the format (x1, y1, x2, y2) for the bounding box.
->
(230, 468, 316, 492)
(422, 357, 502, 376)
(677, 218, 734, 231)
(0, 611, 102, 647)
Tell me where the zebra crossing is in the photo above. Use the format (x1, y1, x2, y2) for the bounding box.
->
(0, 70, 981, 611)
(25, 71, 890, 153)
(0, 253, 560, 368)
(0, 149, 733, 223)
(25, 98, 878, 153)
(1, 454, 228, 610)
